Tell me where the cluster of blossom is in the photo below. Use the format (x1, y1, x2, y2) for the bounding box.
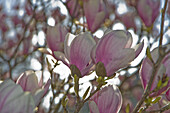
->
(0, 0, 170, 113)
(46, 23, 169, 112)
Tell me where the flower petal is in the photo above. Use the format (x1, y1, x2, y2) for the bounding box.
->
(47, 24, 68, 52)
(166, 88, 170, 101)
(90, 85, 122, 113)
(64, 33, 76, 61)
(106, 48, 135, 76)
(70, 32, 96, 76)
(0, 79, 35, 113)
(16, 71, 39, 93)
(133, 41, 144, 58)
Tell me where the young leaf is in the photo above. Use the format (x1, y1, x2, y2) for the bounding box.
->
(83, 86, 90, 100)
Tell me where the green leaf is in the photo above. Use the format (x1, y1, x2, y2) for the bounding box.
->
(152, 97, 161, 104)
(83, 86, 91, 100)
(146, 47, 154, 63)
(61, 95, 68, 107)
(156, 79, 162, 89)
(125, 103, 130, 113)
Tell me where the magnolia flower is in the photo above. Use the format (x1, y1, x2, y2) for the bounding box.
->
(117, 11, 137, 32)
(16, 70, 51, 106)
(92, 30, 144, 77)
(83, 0, 108, 33)
(47, 24, 68, 54)
(66, 0, 81, 17)
(137, 0, 160, 27)
(54, 32, 96, 77)
(89, 85, 122, 113)
(140, 45, 170, 97)
(0, 79, 35, 113)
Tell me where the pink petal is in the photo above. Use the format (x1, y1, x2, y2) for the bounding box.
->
(16, 71, 39, 93)
(64, 33, 76, 61)
(66, 0, 80, 17)
(90, 85, 122, 113)
(166, 88, 170, 101)
(140, 58, 154, 89)
(89, 101, 100, 113)
(95, 30, 134, 76)
(106, 48, 135, 76)
(137, 0, 160, 27)
(70, 32, 96, 76)
(54, 51, 69, 66)
(83, 0, 100, 29)
(134, 41, 144, 58)
(0, 79, 35, 113)
(47, 24, 68, 52)
(43, 79, 51, 96)
(91, 12, 105, 32)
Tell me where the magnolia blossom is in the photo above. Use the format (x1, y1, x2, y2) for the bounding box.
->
(0, 79, 35, 113)
(89, 85, 122, 113)
(137, 0, 160, 27)
(47, 24, 68, 54)
(83, 0, 108, 33)
(54, 32, 96, 77)
(92, 30, 144, 77)
(66, 0, 81, 17)
(140, 45, 170, 97)
(16, 70, 51, 106)
(117, 11, 137, 32)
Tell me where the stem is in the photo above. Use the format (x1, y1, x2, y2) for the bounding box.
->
(159, 0, 168, 47)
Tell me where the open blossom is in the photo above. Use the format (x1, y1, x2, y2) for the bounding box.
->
(137, 0, 160, 27)
(16, 70, 51, 106)
(47, 24, 68, 54)
(91, 30, 144, 77)
(54, 32, 96, 77)
(0, 79, 35, 113)
(83, 0, 108, 33)
(89, 85, 122, 113)
(140, 45, 170, 97)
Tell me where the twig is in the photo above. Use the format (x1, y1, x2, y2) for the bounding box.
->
(159, 0, 168, 47)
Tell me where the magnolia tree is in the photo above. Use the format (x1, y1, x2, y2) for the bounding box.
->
(0, 0, 170, 113)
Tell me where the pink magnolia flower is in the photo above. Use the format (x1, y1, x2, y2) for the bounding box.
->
(54, 32, 96, 77)
(66, 0, 81, 18)
(137, 0, 160, 27)
(83, 0, 108, 33)
(140, 45, 170, 97)
(91, 30, 144, 77)
(47, 24, 68, 54)
(89, 85, 122, 113)
(0, 79, 35, 113)
(16, 70, 51, 106)
(117, 11, 137, 32)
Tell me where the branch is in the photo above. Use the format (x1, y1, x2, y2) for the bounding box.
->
(159, 0, 168, 47)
